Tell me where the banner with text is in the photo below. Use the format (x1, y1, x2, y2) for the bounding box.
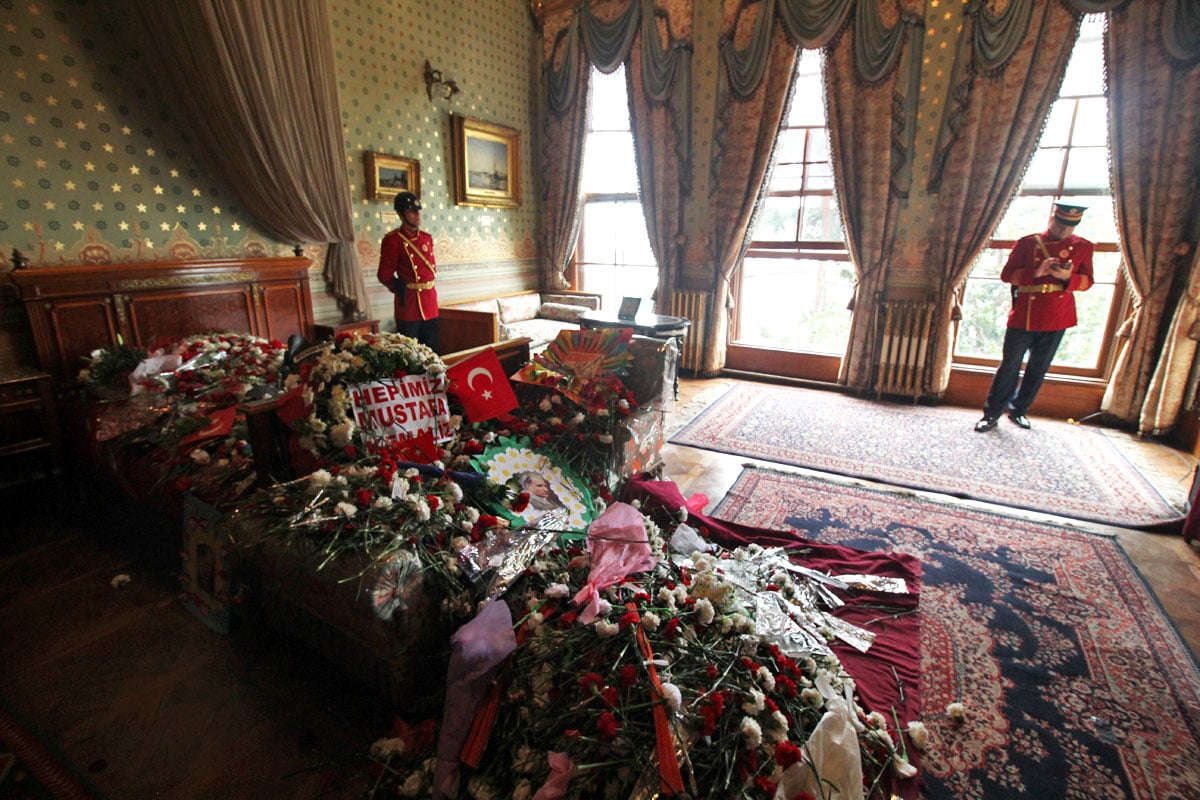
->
(350, 374, 453, 447)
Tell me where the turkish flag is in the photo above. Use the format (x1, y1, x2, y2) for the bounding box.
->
(446, 347, 519, 421)
(180, 406, 238, 447)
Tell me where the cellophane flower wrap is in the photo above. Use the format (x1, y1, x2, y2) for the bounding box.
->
(90, 332, 286, 506)
(366, 499, 913, 800)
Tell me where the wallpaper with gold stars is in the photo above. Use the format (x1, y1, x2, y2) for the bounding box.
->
(0, 0, 279, 266)
(1, 0, 540, 309)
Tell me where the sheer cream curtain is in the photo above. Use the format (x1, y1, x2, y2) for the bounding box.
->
(129, 0, 368, 320)
(540, 0, 691, 300)
(1101, 0, 1200, 434)
(704, 0, 920, 379)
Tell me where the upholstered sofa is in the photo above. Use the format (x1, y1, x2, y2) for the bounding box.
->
(438, 290, 602, 355)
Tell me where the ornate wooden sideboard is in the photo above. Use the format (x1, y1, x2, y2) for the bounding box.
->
(10, 257, 315, 382)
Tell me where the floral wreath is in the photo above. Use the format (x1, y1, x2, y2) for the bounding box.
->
(287, 331, 450, 462)
(471, 436, 595, 532)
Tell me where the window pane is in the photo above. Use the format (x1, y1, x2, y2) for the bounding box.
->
(992, 196, 1057, 240)
(755, 196, 802, 241)
(581, 131, 638, 193)
(579, 201, 654, 267)
(1040, 102, 1075, 148)
(799, 195, 844, 240)
(1060, 16, 1105, 97)
(590, 68, 630, 132)
(1062, 146, 1109, 190)
(1024, 148, 1066, 190)
(774, 129, 807, 165)
(769, 162, 806, 193)
(808, 129, 830, 162)
(736, 257, 854, 354)
(1077, 196, 1118, 247)
(1056, 284, 1113, 367)
(1070, 97, 1109, 147)
(806, 161, 835, 191)
(787, 54, 824, 126)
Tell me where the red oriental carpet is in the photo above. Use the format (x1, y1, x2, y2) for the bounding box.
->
(669, 383, 1181, 528)
(714, 466, 1200, 800)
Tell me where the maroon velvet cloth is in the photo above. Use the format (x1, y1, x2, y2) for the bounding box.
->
(623, 475, 923, 797)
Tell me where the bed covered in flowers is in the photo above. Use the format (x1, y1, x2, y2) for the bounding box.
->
(79, 325, 924, 799)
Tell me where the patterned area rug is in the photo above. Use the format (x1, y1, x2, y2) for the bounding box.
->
(715, 466, 1200, 800)
(671, 383, 1180, 527)
(0, 704, 93, 799)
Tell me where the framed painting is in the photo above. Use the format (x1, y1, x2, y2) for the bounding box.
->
(365, 151, 421, 201)
(451, 114, 522, 208)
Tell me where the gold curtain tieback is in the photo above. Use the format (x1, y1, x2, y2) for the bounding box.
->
(1017, 284, 1064, 295)
(406, 280, 435, 290)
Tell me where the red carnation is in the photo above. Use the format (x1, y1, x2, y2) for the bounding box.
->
(619, 610, 640, 630)
(596, 710, 621, 741)
(618, 664, 638, 687)
(580, 671, 605, 699)
(512, 492, 530, 513)
(601, 686, 619, 707)
(774, 741, 802, 769)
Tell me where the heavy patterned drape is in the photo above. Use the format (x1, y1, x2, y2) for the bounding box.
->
(129, 0, 368, 319)
(827, 2, 924, 389)
(922, 0, 1083, 394)
(540, 0, 692, 301)
(1101, 0, 1200, 435)
(704, 0, 921, 379)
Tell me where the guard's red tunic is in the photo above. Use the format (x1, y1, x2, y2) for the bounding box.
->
(377, 226, 438, 322)
(1001, 231, 1094, 332)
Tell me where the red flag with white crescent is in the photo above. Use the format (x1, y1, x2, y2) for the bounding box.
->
(446, 347, 519, 421)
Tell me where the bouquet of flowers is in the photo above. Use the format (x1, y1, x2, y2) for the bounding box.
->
(137, 332, 287, 405)
(77, 340, 148, 398)
(366, 502, 920, 800)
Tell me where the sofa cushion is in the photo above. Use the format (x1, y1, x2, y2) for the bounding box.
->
(542, 293, 601, 311)
(501, 318, 579, 347)
(497, 293, 543, 324)
(538, 302, 591, 323)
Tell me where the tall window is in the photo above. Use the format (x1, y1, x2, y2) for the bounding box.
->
(573, 66, 657, 311)
(734, 50, 853, 355)
(955, 15, 1123, 375)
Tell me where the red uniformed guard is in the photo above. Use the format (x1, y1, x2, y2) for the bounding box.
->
(975, 201, 1094, 432)
(378, 191, 439, 350)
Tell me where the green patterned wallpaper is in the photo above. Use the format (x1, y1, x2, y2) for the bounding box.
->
(0, 0, 540, 334)
(0, 0, 279, 266)
(330, 0, 541, 311)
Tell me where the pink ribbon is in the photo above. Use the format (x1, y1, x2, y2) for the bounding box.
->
(531, 752, 577, 800)
(572, 502, 659, 624)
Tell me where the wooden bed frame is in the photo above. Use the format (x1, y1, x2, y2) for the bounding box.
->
(10, 256, 317, 383)
(9, 256, 531, 488)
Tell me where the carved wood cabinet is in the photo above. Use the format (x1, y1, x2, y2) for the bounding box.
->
(10, 257, 315, 382)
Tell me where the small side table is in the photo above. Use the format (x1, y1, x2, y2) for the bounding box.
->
(0, 368, 62, 488)
(579, 311, 690, 398)
(313, 319, 380, 341)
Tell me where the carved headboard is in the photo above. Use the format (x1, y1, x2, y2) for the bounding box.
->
(10, 256, 315, 382)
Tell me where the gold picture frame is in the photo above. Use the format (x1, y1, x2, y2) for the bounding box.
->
(365, 151, 421, 201)
(451, 114, 521, 208)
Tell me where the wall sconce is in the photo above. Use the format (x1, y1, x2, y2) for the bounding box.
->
(424, 60, 460, 102)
